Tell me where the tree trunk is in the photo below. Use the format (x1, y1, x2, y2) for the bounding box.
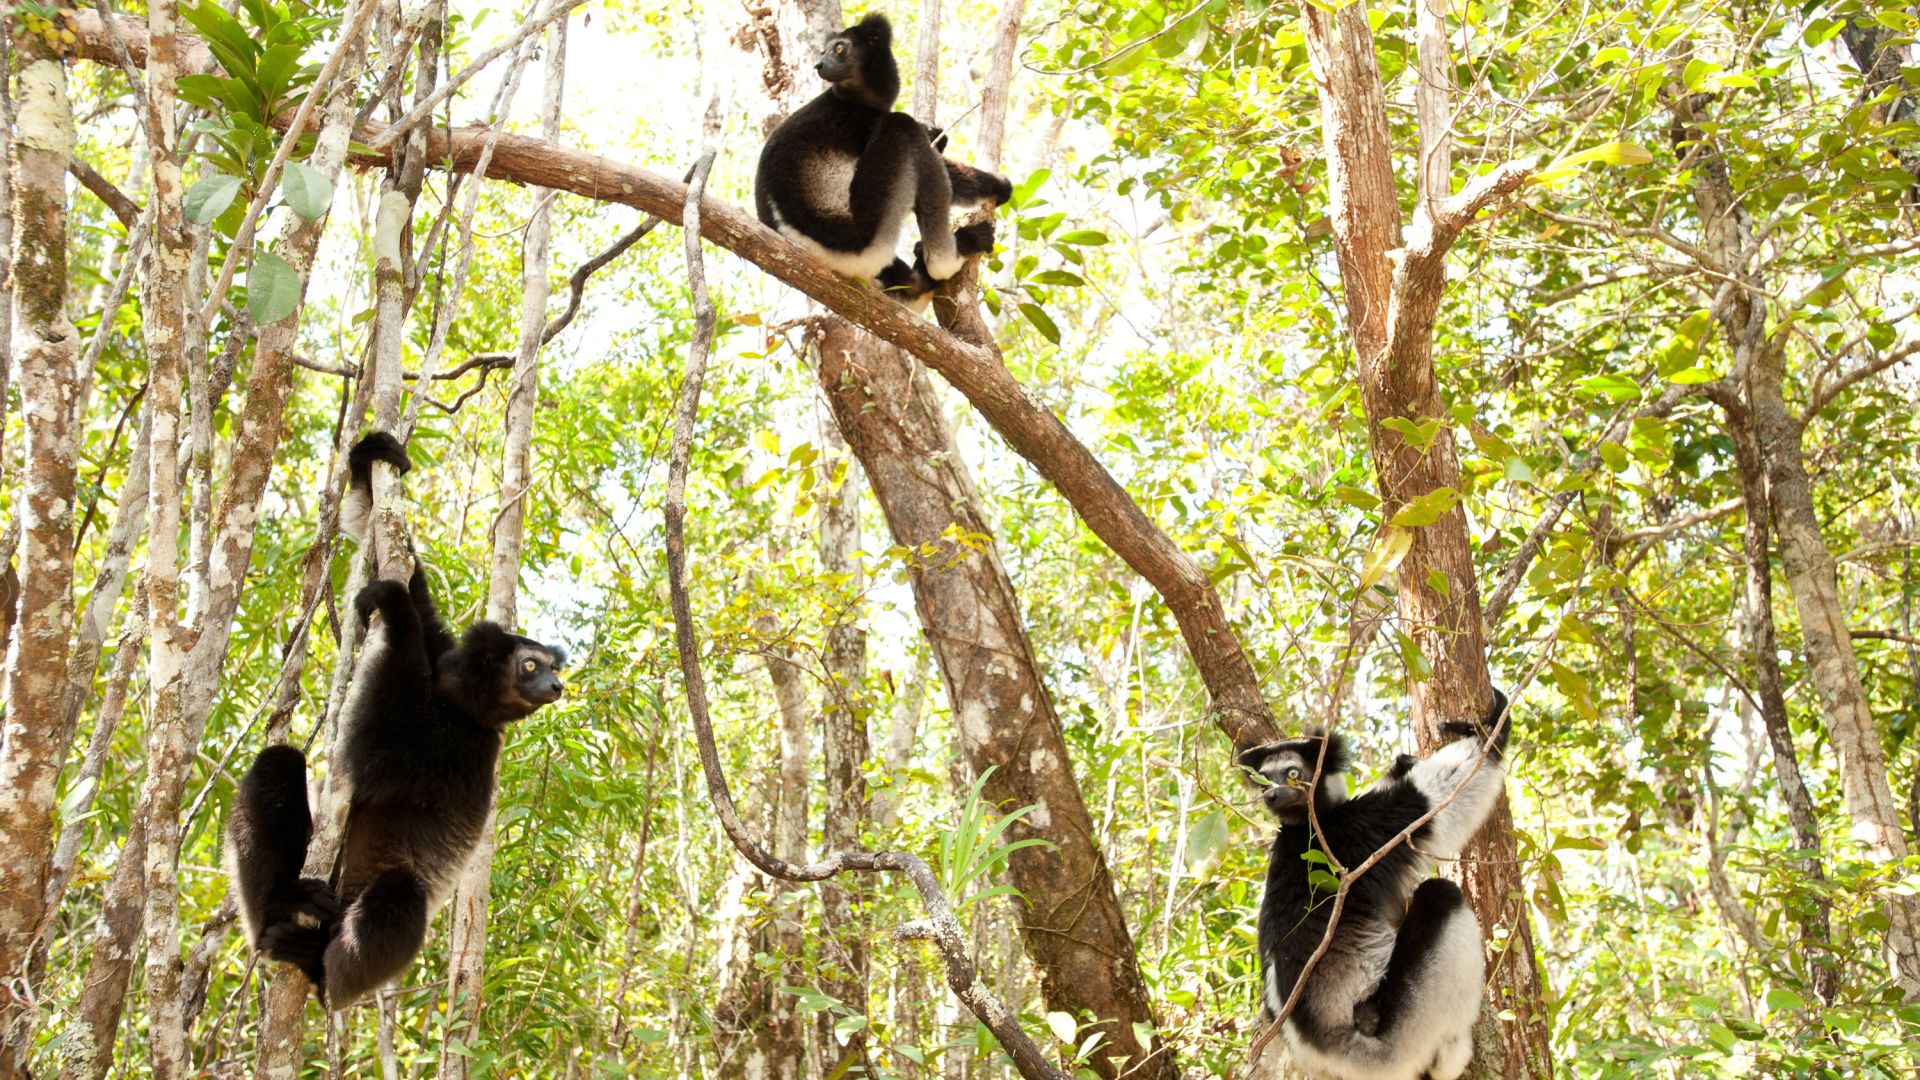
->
(818, 322, 1168, 1079)
(1721, 403, 1837, 1003)
(0, 53, 85, 1077)
(439, 20, 567, 1075)
(1676, 90, 1920, 992)
(815, 405, 874, 1074)
(1299, 4, 1552, 1076)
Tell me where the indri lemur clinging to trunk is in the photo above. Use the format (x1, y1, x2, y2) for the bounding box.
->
(754, 13, 1012, 306)
(1240, 691, 1512, 1080)
(225, 433, 566, 1008)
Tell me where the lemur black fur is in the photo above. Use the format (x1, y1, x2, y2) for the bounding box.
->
(754, 12, 1012, 306)
(224, 433, 566, 1009)
(1239, 691, 1512, 1080)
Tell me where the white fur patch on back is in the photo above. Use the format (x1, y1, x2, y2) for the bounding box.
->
(769, 150, 914, 281)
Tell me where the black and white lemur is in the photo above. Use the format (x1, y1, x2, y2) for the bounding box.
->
(224, 433, 566, 1008)
(1238, 691, 1511, 1080)
(754, 12, 1012, 305)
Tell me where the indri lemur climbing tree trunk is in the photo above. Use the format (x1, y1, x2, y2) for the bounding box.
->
(1298, 2, 1551, 1076)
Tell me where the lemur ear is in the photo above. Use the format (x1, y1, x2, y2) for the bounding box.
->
(1236, 742, 1283, 771)
(1319, 733, 1353, 775)
(461, 622, 517, 666)
(855, 12, 891, 44)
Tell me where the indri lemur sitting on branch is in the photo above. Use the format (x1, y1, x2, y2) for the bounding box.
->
(1239, 691, 1512, 1080)
(225, 433, 566, 1008)
(755, 12, 1012, 306)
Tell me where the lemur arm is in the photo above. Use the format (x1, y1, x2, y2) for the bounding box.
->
(1405, 689, 1511, 862)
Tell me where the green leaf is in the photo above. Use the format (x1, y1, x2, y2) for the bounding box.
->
(279, 160, 333, 220)
(1388, 487, 1461, 528)
(1019, 302, 1062, 345)
(1184, 809, 1228, 869)
(1683, 58, 1720, 92)
(184, 174, 243, 225)
(1029, 269, 1086, 286)
(1379, 416, 1446, 450)
(1332, 485, 1381, 511)
(1534, 142, 1656, 186)
(1766, 987, 1808, 1012)
(633, 1028, 666, 1044)
(1576, 374, 1642, 401)
(1425, 568, 1450, 601)
(246, 249, 304, 324)
(1359, 527, 1413, 590)
(1665, 366, 1718, 385)
(1055, 229, 1110, 246)
(1046, 1011, 1077, 1045)
(831, 1013, 867, 1044)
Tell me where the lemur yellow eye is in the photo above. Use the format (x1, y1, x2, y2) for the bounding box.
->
(522, 658, 538, 674)
(1285, 767, 1302, 781)
(834, 42, 847, 55)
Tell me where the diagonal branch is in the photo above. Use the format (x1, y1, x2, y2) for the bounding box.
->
(70, 8, 1281, 750)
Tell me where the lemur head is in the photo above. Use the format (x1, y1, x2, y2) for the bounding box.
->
(1238, 733, 1351, 822)
(440, 623, 567, 726)
(816, 13, 899, 109)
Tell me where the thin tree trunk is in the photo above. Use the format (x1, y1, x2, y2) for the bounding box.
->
(815, 405, 873, 1074)
(0, 52, 85, 1077)
(1298, 4, 1551, 1076)
(1720, 406, 1837, 1002)
(1677, 89, 1920, 991)
(438, 20, 566, 1075)
(818, 323, 1168, 1079)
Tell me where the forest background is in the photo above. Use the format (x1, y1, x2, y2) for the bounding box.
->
(0, 0, 1914, 1076)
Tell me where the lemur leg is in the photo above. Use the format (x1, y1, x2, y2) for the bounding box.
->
(1358, 879, 1484, 1058)
(841, 112, 943, 267)
(317, 868, 430, 1009)
(876, 257, 935, 311)
(898, 118, 967, 281)
(226, 746, 339, 943)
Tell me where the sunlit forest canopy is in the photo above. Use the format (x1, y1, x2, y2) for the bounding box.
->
(0, 0, 1914, 1076)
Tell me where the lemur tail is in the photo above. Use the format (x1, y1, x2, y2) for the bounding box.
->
(339, 432, 412, 544)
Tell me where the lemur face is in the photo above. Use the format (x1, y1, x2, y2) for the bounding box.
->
(815, 33, 858, 83)
(816, 14, 895, 108)
(1238, 735, 1351, 820)
(506, 640, 566, 714)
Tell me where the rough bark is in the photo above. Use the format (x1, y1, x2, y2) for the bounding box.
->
(438, 21, 567, 1076)
(1299, 4, 1551, 1077)
(818, 322, 1167, 1078)
(0, 54, 85, 1077)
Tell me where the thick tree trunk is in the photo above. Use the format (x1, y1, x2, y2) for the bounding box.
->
(1299, 5, 1551, 1077)
(818, 322, 1168, 1079)
(0, 54, 85, 1077)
